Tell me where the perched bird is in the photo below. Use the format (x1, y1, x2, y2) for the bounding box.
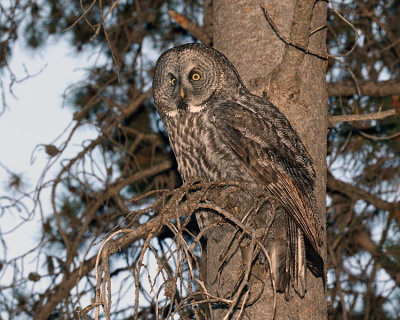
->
(152, 43, 324, 296)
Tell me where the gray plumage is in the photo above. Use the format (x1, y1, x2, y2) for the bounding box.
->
(153, 43, 323, 296)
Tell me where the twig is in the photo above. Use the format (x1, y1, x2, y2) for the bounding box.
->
(74, 303, 103, 319)
(236, 290, 250, 320)
(223, 230, 255, 320)
(99, 0, 120, 81)
(327, 0, 359, 58)
(196, 202, 277, 318)
(328, 130, 352, 168)
(359, 130, 400, 141)
(63, 0, 97, 32)
(95, 229, 133, 319)
(328, 243, 348, 320)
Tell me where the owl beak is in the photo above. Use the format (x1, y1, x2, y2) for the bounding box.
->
(180, 87, 185, 99)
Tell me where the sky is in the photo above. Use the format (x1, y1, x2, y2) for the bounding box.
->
(0, 40, 109, 320)
(0, 39, 96, 258)
(0, 39, 92, 179)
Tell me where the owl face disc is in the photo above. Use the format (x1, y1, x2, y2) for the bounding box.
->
(153, 45, 223, 118)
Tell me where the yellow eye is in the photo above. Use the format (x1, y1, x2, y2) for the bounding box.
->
(191, 73, 201, 81)
(170, 78, 176, 86)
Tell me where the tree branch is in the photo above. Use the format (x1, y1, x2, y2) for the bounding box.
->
(121, 87, 152, 115)
(328, 108, 397, 126)
(34, 160, 173, 319)
(359, 130, 400, 141)
(168, 10, 212, 45)
(327, 172, 398, 212)
(34, 256, 97, 320)
(328, 79, 400, 97)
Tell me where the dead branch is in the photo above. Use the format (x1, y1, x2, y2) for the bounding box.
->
(328, 79, 400, 97)
(86, 179, 277, 319)
(33, 255, 98, 320)
(327, 0, 358, 58)
(121, 87, 152, 115)
(327, 172, 398, 212)
(33, 161, 173, 320)
(168, 10, 212, 45)
(359, 130, 400, 141)
(328, 108, 397, 126)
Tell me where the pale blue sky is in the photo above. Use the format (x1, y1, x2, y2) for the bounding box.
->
(1, 40, 88, 179)
(0, 39, 97, 258)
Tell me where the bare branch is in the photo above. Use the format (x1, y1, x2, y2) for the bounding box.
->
(328, 108, 397, 126)
(327, 0, 359, 58)
(121, 87, 152, 115)
(33, 255, 98, 320)
(88, 180, 277, 319)
(168, 10, 212, 45)
(359, 130, 400, 141)
(327, 172, 398, 212)
(328, 79, 400, 97)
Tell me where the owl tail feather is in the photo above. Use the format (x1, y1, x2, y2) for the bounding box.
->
(305, 236, 326, 292)
(268, 211, 294, 296)
(270, 212, 325, 299)
(269, 237, 290, 295)
(288, 219, 306, 298)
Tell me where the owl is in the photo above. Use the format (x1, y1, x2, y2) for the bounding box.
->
(152, 43, 324, 296)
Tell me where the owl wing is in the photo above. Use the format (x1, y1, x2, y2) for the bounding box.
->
(210, 99, 323, 255)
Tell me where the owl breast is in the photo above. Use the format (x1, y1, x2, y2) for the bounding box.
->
(165, 111, 257, 188)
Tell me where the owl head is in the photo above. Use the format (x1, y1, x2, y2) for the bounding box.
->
(153, 43, 247, 118)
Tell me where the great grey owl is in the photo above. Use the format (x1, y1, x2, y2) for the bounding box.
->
(152, 43, 324, 297)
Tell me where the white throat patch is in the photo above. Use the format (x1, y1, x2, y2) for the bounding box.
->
(165, 104, 206, 117)
(188, 104, 206, 113)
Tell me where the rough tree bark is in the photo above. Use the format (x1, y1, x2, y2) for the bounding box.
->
(208, 0, 328, 318)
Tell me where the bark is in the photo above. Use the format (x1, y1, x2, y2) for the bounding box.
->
(212, 0, 327, 318)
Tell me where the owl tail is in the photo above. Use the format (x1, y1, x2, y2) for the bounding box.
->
(288, 216, 325, 298)
(270, 213, 309, 299)
(305, 235, 325, 291)
(269, 236, 290, 295)
(268, 210, 293, 296)
(288, 218, 307, 298)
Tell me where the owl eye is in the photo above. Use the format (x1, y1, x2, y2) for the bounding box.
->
(191, 72, 201, 81)
(170, 78, 176, 86)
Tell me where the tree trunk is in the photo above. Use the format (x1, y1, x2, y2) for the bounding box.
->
(208, 0, 328, 318)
